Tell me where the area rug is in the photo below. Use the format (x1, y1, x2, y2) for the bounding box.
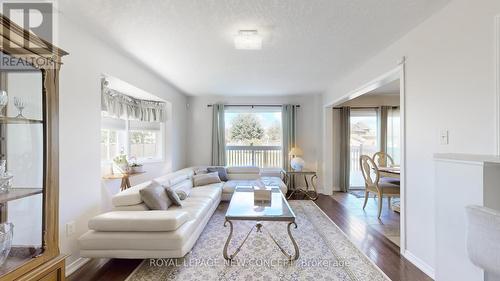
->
(126, 201, 390, 281)
(348, 190, 374, 198)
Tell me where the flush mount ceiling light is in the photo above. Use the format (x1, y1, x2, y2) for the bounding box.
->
(234, 30, 262, 50)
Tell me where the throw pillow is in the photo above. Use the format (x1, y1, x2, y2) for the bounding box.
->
(139, 183, 172, 210)
(193, 172, 221, 187)
(207, 166, 228, 181)
(194, 167, 208, 175)
(165, 186, 183, 206)
(173, 181, 193, 200)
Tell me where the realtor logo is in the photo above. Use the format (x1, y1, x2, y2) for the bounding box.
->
(1, 1, 53, 54)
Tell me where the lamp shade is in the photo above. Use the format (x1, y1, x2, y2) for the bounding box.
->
(289, 147, 303, 157)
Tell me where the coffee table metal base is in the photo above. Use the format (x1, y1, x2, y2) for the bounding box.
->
(222, 219, 299, 261)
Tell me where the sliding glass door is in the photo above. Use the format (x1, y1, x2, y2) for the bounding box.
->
(349, 108, 379, 188)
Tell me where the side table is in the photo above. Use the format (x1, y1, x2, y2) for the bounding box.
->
(282, 169, 318, 200)
(103, 171, 146, 191)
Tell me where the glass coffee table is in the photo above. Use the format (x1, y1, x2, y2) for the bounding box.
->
(223, 186, 299, 261)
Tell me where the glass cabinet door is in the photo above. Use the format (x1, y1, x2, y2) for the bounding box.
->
(0, 53, 44, 275)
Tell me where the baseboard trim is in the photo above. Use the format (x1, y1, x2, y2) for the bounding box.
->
(65, 257, 91, 277)
(403, 250, 435, 279)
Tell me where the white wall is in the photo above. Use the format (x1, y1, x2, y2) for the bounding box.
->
(186, 94, 324, 190)
(58, 15, 188, 265)
(322, 0, 500, 276)
(340, 94, 400, 107)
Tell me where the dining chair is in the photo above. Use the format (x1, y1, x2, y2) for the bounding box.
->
(360, 155, 400, 218)
(373, 151, 395, 167)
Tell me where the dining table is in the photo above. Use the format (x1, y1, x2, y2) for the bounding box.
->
(378, 166, 400, 179)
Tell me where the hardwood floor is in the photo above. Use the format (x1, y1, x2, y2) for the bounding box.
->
(67, 258, 142, 281)
(331, 192, 401, 246)
(315, 194, 432, 281)
(68, 194, 432, 281)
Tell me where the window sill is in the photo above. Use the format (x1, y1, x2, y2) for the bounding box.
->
(138, 158, 165, 164)
(101, 158, 165, 166)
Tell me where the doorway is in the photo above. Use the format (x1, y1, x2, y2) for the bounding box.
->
(327, 65, 405, 249)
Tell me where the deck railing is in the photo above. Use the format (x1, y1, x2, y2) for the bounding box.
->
(350, 145, 362, 172)
(226, 145, 282, 168)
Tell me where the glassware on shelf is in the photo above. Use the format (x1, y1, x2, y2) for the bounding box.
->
(0, 223, 14, 266)
(0, 160, 5, 175)
(13, 97, 25, 118)
(0, 91, 7, 117)
(0, 161, 12, 193)
(0, 173, 12, 193)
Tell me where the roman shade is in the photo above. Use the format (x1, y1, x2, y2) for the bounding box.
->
(101, 79, 166, 122)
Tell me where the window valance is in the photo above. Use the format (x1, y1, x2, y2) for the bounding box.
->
(101, 80, 166, 122)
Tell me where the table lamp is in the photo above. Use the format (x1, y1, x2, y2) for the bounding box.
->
(289, 147, 304, 171)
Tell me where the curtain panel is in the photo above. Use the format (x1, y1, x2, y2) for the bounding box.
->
(379, 106, 391, 153)
(101, 80, 166, 122)
(211, 104, 226, 166)
(338, 107, 351, 192)
(282, 104, 298, 170)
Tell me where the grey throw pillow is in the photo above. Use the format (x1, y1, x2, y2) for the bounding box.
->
(207, 166, 228, 181)
(139, 183, 172, 210)
(174, 182, 192, 200)
(193, 172, 222, 187)
(165, 186, 182, 206)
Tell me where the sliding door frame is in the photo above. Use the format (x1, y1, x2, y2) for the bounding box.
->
(327, 59, 407, 255)
(495, 15, 500, 156)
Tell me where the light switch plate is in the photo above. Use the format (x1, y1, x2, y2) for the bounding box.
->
(440, 130, 449, 145)
(66, 221, 76, 237)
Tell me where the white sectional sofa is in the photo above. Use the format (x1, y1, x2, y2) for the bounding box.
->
(78, 166, 287, 259)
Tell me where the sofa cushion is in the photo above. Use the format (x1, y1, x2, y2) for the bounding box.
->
(153, 168, 194, 187)
(260, 168, 284, 178)
(168, 197, 213, 220)
(207, 166, 228, 181)
(88, 211, 189, 232)
(189, 183, 223, 203)
(80, 220, 199, 251)
(112, 181, 152, 207)
(226, 166, 261, 180)
(193, 172, 221, 187)
(113, 203, 149, 211)
(227, 166, 260, 174)
(140, 183, 172, 210)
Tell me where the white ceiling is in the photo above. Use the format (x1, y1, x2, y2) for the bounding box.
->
(60, 0, 449, 96)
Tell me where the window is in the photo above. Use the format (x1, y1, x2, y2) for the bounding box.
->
(101, 114, 163, 162)
(101, 129, 119, 161)
(349, 108, 379, 188)
(224, 106, 282, 168)
(386, 107, 400, 164)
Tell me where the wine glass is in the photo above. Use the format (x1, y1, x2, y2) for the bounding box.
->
(13, 97, 25, 118)
(0, 91, 7, 117)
